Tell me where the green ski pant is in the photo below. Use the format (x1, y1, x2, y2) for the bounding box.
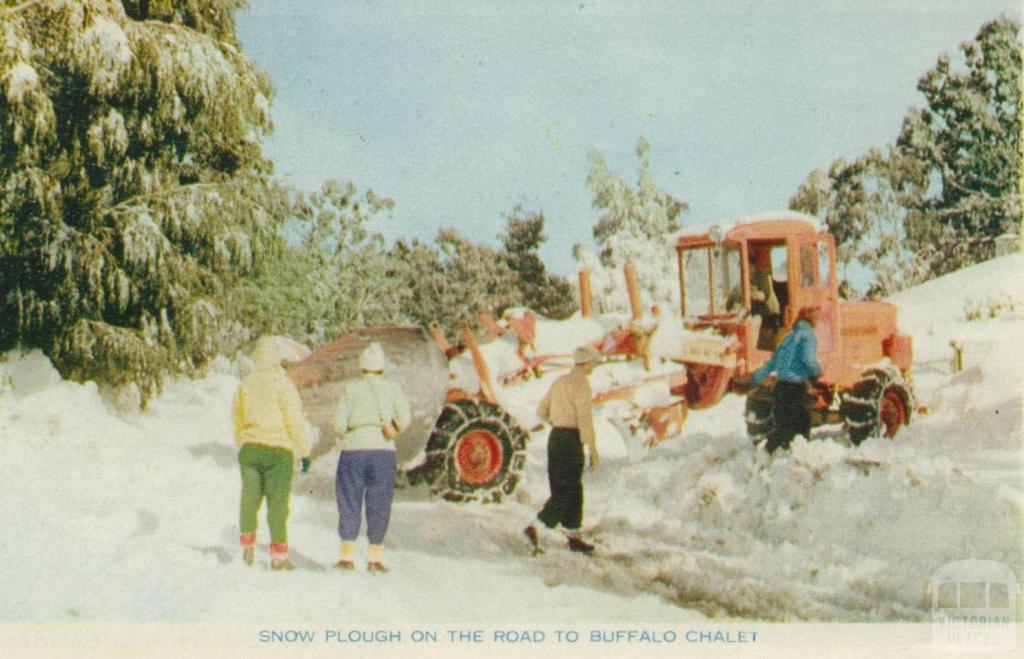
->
(238, 444, 294, 543)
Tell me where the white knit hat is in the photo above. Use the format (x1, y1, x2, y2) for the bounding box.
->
(358, 342, 388, 372)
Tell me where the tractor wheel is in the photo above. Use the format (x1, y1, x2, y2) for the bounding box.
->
(420, 399, 529, 503)
(744, 385, 775, 446)
(841, 367, 914, 445)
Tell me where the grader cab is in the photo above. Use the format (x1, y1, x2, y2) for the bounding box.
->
(671, 211, 915, 444)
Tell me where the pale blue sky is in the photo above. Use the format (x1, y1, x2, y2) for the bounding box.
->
(237, 0, 1020, 276)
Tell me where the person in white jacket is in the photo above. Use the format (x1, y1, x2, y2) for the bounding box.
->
(333, 342, 411, 573)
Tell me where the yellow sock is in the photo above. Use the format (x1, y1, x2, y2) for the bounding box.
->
(368, 544, 384, 563)
(340, 542, 357, 562)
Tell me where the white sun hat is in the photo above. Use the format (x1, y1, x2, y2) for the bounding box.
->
(574, 345, 601, 365)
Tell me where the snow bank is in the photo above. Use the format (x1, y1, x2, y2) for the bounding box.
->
(888, 252, 1023, 332)
(499, 253, 1023, 620)
(0, 349, 691, 623)
(584, 425, 1020, 620)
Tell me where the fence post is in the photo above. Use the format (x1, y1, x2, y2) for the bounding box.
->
(950, 340, 964, 373)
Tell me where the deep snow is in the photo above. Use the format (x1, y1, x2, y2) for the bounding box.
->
(0, 254, 1021, 624)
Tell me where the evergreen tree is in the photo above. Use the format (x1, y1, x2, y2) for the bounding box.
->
(223, 180, 399, 345)
(791, 17, 1020, 291)
(386, 227, 537, 340)
(789, 148, 930, 296)
(385, 238, 449, 332)
(499, 206, 575, 320)
(229, 194, 575, 347)
(390, 229, 522, 339)
(0, 0, 283, 401)
(898, 16, 1020, 274)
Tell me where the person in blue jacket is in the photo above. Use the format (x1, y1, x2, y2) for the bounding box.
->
(749, 305, 822, 453)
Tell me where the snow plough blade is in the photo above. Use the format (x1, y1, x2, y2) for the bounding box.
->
(288, 326, 449, 464)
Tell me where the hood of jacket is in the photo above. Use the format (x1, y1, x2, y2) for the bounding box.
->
(251, 336, 284, 372)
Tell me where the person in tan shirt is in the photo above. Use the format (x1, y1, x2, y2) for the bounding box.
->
(524, 345, 601, 555)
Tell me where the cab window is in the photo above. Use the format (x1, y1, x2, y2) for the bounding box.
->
(800, 244, 816, 287)
(817, 241, 831, 289)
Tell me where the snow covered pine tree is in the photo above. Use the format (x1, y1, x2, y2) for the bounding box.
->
(0, 0, 286, 403)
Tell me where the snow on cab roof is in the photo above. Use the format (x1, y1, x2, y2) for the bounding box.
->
(672, 210, 822, 241)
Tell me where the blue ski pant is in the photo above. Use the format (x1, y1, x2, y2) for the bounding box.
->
(336, 450, 397, 544)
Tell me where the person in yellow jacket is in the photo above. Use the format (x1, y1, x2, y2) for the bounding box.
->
(333, 342, 411, 573)
(233, 335, 311, 571)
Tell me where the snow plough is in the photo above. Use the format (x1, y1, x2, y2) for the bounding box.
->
(288, 210, 915, 503)
(668, 211, 915, 446)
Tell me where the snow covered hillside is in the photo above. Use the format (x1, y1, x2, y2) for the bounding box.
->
(0, 255, 1021, 624)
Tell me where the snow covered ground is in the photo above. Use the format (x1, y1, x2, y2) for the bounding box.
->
(0, 255, 1021, 627)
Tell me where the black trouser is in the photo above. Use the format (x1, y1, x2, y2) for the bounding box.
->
(768, 381, 811, 453)
(538, 427, 584, 531)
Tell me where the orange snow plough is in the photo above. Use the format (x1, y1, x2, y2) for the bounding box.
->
(289, 211, 915, 503)
(669, 211, 914, 447)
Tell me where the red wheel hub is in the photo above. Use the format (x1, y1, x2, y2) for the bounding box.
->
(454, 429, 503, 485)
(880, 389, 906, 437)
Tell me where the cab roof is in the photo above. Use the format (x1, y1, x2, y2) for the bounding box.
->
(673, 210, 821, 249)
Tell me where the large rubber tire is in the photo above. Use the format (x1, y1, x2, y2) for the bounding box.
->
(841, 367, 914, 445)
(418, 399, 529, 503)
(744, 385, 775, 446)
